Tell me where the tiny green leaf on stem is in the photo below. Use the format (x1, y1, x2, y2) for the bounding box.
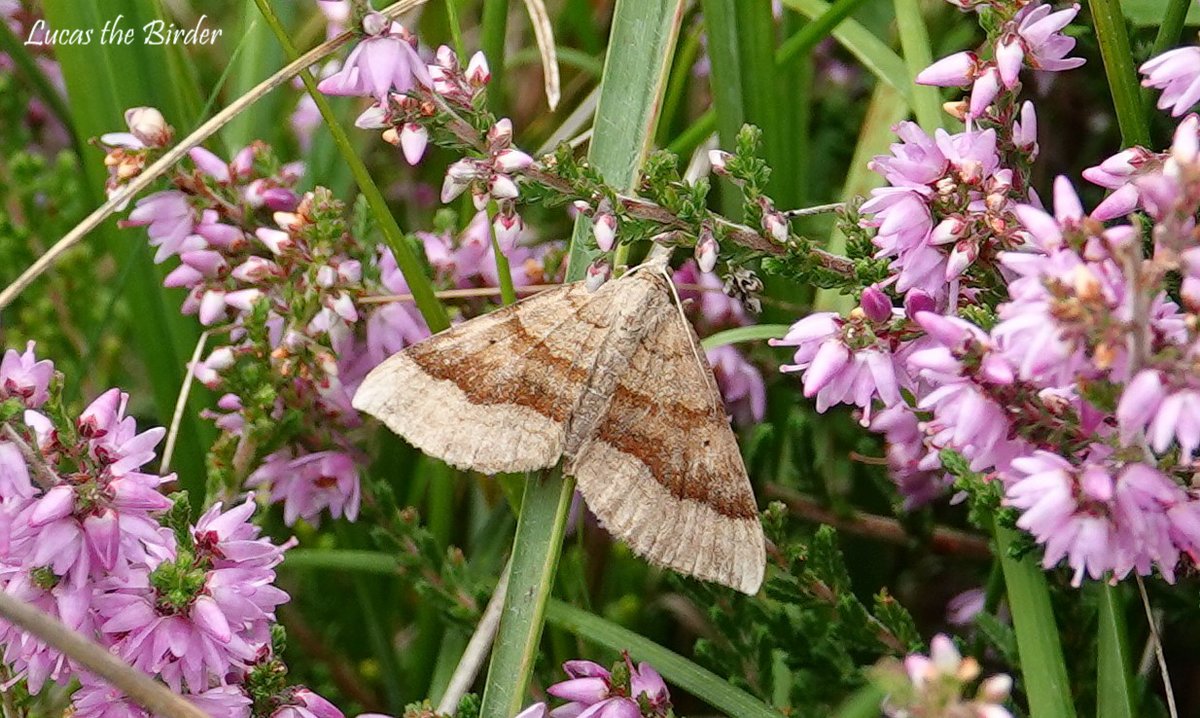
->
(253, 0, 451, 333)
(545, 601, 783, 718)
(993, 522, 1077, 718)
(1088, 0, 1151, 146)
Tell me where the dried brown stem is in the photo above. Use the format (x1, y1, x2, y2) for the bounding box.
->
(2, 424, 56, 489)
(0, 591, 209, 718)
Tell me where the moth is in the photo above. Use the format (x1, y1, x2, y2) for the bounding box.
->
(353, 257, 765, 594)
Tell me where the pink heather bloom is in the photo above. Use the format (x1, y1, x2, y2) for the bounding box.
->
(317, 20, 431, 101)
(672, 260, 748, 328)
(0, 341, 54, 407)
(887, 635, 1014, 718)
(94, 497, 290, 692)
(1117, 369, 1200, 462)
(707, 346, 766, 425)
(121, 191, 197, 263)
(1007, 2, 1085, 74)
(271, 688, 344, 718)
(1141, 46, 1200, 116)
(73, 680, 251, 718)
(246, 450, 362, 525)
(915, 51, 977, 87)
(1003, 453, 1200, 584)
(870, 405, 951, 508)
(772, 313, 905, 422)
(546, 657, 671, 718)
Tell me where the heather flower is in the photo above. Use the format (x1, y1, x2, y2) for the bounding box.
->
(0, 341, 54, 407)
(1116, 369, 1200, 462)
(1002, 453, 1200, 584)
(772, 312, 906, 421)
(271, 688, 344, 718)
(121, 191, 197, 263)
(72, 680, 251, 718)
(1141, 46, 1200, 116)
(672, 260, 748, 328)
(1007, 2, 1085, 74)
(707, 346, 766, 425)
(94, 497, 290, 692)
(246, 450, 362, 525)
(870, 405, 951, 508)
(317, 16, 431, 101)
(876, 634, 1013, 718)
(546, 656, 672, 718)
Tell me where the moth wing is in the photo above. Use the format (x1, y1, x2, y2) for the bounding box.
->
(568, 286, 765, 594)
(353, 282, 616, 474)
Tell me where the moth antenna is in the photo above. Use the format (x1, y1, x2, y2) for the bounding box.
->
(661, 261, 710, 379)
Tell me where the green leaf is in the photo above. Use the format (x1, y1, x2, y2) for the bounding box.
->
(891, 0, 943, 131)
(780, 0, 915, 108)
(993, 523, 1077, 718)
(1095, 583, 1136, 718)
(701, 324, 790, 350)
(1125, 0, 1200, 29)
(41, 0, 214, 503)
(564, 0, 685, 278)
(545, 601, 782, 718)
(481, 3, 684, 716)
(478, 473, 575, 718)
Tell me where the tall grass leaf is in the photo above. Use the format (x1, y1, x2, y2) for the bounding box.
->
(780, 0, 915, 107)
(813, 83, 908, 312)
(41, 0, 214, 503)
(480, 2, 685, 717)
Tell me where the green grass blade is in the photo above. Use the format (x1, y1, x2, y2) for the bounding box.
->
(253, 0, 451, 333)
(1088, 0, 1151, 146)
(701, 324, 791, 350)
(1151, 0, 1193, 55)
(777, 0, 875, 65)
(780, 0, 914, 107)
(545, 601, 782, 718)
(891, 0, 943, 131)
(564, 0, 685, 279)
(480, 3, 684, 716)
(813, 83, 908, 312)
(993, 522, 1077, 718)
(481, 0, 509, 113)
(41, 0, 213, 502)
(479, 472, 576, 718)
(1095, 583, 1136, 718)
(699, 0, 746, 210)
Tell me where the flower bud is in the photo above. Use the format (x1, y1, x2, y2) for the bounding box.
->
(585, 259, 610, 292)
(904, 289, 936, 319)
(125, 106, 171, 147)
(709, 150, 732, 175)
(466, 51, 491, 86)
(361, 11, 388, 36)
(695, 227, 718, 273)
(355, 104, 390, 129)
(488, 173, 520, 200)
(994, 36, 1024, 87)
(915, 51, 977, 87)
(859, 285, 893, 323)
(493, 211, 523, 252)
(493, 149, 534, 174)
(763, 211, 789, 243)
(488, 118, 513, 149)
(399, 123, 429, 165)
(436, 44, 459, 71)
(593, 213, 617, 252)
(930, 217, 966, 245)
(1012, 101, 1038, 152)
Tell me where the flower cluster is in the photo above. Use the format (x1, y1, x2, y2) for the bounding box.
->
(0, 344, 297, 716)
(873, 634, 1013, 718)
(776, 0, 1200, 586)
(514, 655, 671, 718)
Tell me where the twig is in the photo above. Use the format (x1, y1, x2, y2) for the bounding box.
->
(0, 591, 208, 718)
(764, 484, 992, 560)
(161, 330, 208, 474)
(436, 561, 512, 714)
(2, 424, 56, 489)
(1136, 575, 1178, 718)
(0, 0, 429, 312)
(521, 0, 561, 110)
